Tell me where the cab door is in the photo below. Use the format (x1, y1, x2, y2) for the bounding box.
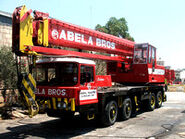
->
(79, 64, 98, 105)
(148, 45, 157, 81)
(151, 46, 156, 72)
(148, 45, 156, 70)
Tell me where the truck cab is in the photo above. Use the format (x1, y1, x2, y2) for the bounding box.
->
(34, 57, 111, 115)
(34, 57, 95, 87)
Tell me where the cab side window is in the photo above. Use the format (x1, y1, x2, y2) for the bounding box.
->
(148, 46, 152, 63)
(152, 47, 156, 60)
(80, 65, 94, 85)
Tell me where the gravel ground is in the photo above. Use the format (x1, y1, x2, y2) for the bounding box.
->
(0, 92, 184, 139)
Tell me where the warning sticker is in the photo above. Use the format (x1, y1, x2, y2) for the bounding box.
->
(79, 90, 97, 100)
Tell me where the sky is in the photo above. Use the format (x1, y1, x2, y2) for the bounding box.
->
(0, 0, 185, 70)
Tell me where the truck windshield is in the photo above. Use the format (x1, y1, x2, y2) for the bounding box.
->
(33, 62, 78, 86)
(133, 44, 148, 64)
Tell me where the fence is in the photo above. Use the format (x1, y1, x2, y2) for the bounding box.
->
(168, 84, 185, 92)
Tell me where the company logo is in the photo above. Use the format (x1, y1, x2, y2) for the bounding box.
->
(87, 83, 91, 90)
(97, 77, 104, 81)
(48, 89, 66, 96)
(52, 29, 59, 40)
(148, 68, 165, 75)
(51, 29, 116, 50)
(36, 88, 66, 96)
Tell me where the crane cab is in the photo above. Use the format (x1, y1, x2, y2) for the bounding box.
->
(107, 43, 165, 85)
(133, 43, 165, 84)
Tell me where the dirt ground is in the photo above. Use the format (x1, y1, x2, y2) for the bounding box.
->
(0, 92, 185, 139)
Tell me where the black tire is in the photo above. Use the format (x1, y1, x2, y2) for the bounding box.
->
(146, 93, 156, 111)
(163, 94, 167, 102)
(165, 85, 168, 91)
(156, 91, 163, 108)
(120, 98, 132, 120)
(101, 100, 118, 126)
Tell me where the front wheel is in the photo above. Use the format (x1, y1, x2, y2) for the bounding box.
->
(101, 100, 118, 126)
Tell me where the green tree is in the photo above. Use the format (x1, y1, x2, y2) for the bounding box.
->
(95, 17, 134, 41)
(0, 47, 17, 90)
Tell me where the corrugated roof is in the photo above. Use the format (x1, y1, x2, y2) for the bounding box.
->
(37, 57, 96, 65)
(0, 10, 12, 18)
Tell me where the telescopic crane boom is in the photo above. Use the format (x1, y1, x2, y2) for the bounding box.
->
(13, 6, 134, 61)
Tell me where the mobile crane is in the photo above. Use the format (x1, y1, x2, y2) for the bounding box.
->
(164, 67, 175, 91)
(165, 68, 175, 85)
(12, 5, 166, 126)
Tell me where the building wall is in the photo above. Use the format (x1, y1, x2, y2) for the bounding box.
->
(180, 70, 185, 83)
(0, 11, 12, 47)
(175, 70, 181, 79)
(175, 70, 181, 83)
(157, 60, 164, 66)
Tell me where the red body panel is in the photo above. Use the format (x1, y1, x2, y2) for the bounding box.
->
(108, 63, 165, 84)
(27, 46, 124, 61)
(36, 86, 99, 106)
(171, 70, 175, 82)
(47, 19, 134, 56)
(95, 75, 112, 87)
(165, 69, 175, 84)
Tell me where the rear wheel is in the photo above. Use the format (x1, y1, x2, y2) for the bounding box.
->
(101, 100, 118, 126)
(146, 93, 156, 111)
(156, 91, 162, 108)
(120, 98, 132, 120)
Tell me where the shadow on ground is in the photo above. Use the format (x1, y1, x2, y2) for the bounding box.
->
(0, 107, 169, 138)
(0, 116, 99, 139)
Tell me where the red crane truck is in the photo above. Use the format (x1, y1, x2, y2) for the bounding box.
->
(164, 68, 175, 91)
(165, 68, 175, 84)
(12, 6, 166, 126)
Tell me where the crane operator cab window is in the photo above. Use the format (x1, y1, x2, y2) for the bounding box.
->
(80, 65, 94, 85)
(133, 44, 148, 64)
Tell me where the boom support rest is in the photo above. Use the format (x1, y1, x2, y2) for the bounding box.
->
(18, 73, 39, 117)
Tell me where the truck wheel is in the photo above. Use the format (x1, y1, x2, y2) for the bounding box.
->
(156, 91, 162, 108)
(146, 93, 156, 111)
(101, 100, 118, 126)
(163, 94, 167, 102)
(120, 98, 132, 120)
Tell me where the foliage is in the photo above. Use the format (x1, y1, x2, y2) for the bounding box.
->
(95, 60, 107, 75)
(0, 47, 17, 89)
(95, 17, 134, 41)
